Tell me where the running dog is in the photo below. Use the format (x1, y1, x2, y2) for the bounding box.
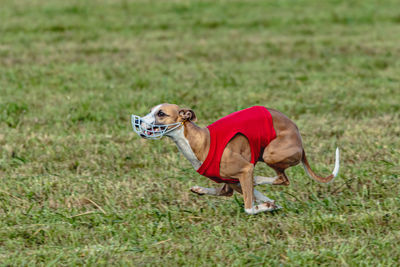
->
(131, 104, 339, 215)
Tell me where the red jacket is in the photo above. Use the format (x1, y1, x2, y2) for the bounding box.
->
(197, 106, 276, 183)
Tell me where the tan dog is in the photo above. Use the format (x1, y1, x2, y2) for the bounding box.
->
(131, 104, 339, 215)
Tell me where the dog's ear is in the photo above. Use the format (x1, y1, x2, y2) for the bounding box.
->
(178, 108, 197, 122)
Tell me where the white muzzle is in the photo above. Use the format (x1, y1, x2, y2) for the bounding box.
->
(131, 115, 183, 140)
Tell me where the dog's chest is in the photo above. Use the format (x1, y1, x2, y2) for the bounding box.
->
(169, 128, 202, 170)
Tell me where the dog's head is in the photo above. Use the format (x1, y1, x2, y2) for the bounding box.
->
(141, 103, 197, 126)
(132, 103, 196, 139)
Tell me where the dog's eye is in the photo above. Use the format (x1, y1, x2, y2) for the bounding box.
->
(157, 110, 166, 117)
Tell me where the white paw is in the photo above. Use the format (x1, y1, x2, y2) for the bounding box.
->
(255, 198, 275, 204)
(190, 185, 206, 195)
(245, 201, 281, 215)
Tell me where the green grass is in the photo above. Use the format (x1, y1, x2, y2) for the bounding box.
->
(1, 0, 399, 265)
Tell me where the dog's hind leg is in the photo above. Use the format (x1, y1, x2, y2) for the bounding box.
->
(229, 183, 282, 209)
(254, 175, 279, 185)
(253, 189, 274, 204)
(254, 189, 282, 209)
(190, 182, 279, 208)
(190, 184, 233, 196)
(261, 131, 303, 186)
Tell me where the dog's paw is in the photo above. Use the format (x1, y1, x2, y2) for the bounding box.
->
(190, 185, 206, 195)
(259, 201, 283, 211)
(260, 201, 277, 210)
(245, 201, 282, 215)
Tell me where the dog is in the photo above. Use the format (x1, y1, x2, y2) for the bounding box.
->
(131, 104, 339, 215)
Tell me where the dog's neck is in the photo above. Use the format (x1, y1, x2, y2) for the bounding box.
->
(167, 122, 210, 170)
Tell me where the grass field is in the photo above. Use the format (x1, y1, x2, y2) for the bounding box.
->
(1, 0, 400, 265)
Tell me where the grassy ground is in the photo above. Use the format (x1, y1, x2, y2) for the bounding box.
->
(1, 0, 399, 265)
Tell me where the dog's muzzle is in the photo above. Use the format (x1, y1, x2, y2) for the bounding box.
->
(131, 115, 183, 140)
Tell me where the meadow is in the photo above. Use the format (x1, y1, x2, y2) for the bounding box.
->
(0, 0, 399, 265)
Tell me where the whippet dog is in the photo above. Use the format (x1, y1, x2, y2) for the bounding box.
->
(131, 104, 339, 215)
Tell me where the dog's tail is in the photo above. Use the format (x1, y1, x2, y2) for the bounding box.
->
(301, 147, 340, 183)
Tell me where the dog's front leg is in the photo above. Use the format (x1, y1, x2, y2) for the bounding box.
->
(238, 165, 278, 215)
(237, 164, 256, 214)
(190, 184, 233, 197)
(230, 183, 281, 209)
